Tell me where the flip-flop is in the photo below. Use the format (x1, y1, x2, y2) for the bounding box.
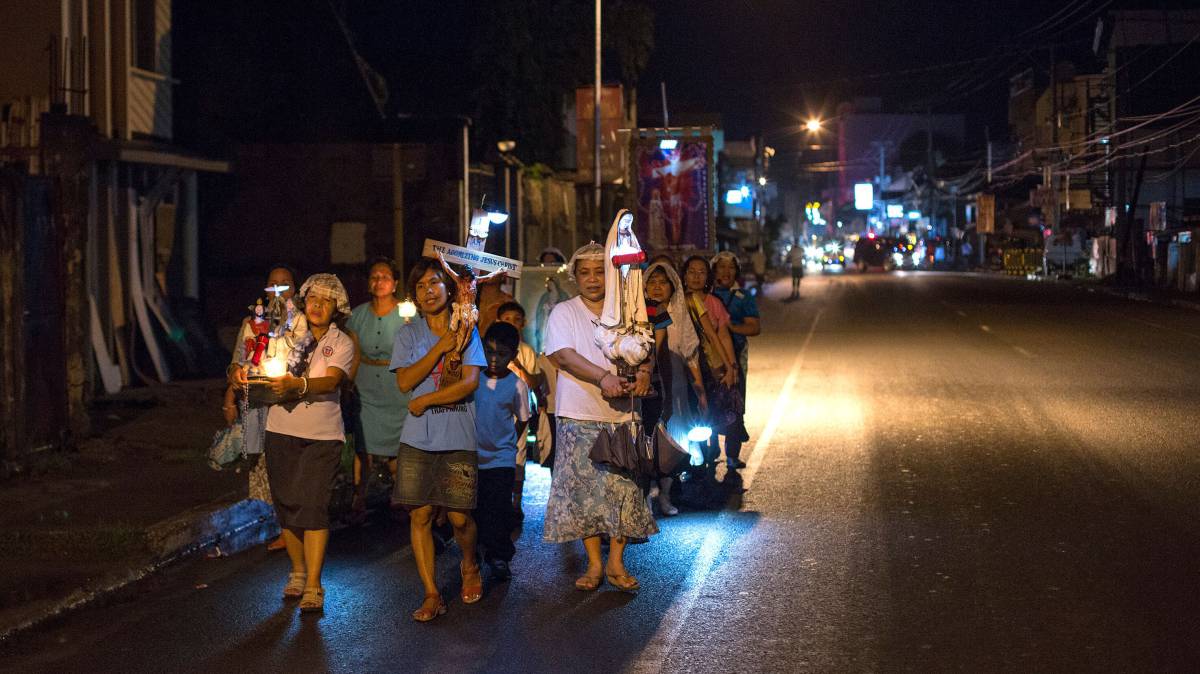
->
(574, 574, 604, 591)
(606, 573, 640, 593)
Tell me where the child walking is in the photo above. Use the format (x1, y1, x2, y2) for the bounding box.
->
(474, 322, 532, 581)
(495, 301, 543, 517)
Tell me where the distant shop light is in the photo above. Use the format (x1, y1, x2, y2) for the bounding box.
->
(907, 210, 922, 220)
(886, 204, 905, 218)
(659, 138, 679, 150)
(758, 176, 768, 186)
(854, 183, 874, 210)
(725, 189, 746, 205)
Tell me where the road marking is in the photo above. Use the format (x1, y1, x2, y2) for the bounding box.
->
(980, 324, 992, 333)
(742, 309, 824, 490)
(629, 310, 823, 673)
(1128, 316, 1200, 341)
(1012, 346, 1034, 358)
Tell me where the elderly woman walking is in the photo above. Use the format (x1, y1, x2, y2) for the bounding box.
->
(390, 257, 486, 622)
(232, 274, 355, 613)
(681, 255, 740, 469)
(346, 257, 411, 512)
(543, 243, 658, 593)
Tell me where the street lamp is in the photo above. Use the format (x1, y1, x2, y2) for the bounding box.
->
(805, 118, 822, 133)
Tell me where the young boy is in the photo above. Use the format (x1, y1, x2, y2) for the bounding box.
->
(474, 321, 532, 581)
(495, 301, 543, 516)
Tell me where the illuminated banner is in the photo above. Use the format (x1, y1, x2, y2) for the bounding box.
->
(421, 239, 522, 277)
(854, 183, 874, 210)
(633, 135, 714, 252)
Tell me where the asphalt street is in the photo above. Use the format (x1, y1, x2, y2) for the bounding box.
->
(3, 272, 1200, 673)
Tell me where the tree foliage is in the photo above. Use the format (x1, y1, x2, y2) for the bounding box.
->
(470, 0, 654, 165)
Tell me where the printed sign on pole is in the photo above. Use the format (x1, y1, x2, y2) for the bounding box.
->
(976, 194, 995, 234)
(422, 239, 522, 277)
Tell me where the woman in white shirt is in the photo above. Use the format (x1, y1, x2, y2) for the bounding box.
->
(232, 274, 355, 613)
(542, 244, 658, 593)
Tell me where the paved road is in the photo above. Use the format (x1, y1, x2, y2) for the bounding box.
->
(4, 273, 1200, 673)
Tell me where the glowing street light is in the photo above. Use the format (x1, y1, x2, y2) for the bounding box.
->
(805, 118, 822, 133)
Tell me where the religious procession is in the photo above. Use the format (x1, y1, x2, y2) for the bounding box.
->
(219, 209, 762, 620)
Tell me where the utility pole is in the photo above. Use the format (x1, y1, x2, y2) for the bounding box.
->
(592, 0, 602, 245)
(660, 81, 670, 127)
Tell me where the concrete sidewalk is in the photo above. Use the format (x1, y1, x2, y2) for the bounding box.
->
(0, 380, 278, 641)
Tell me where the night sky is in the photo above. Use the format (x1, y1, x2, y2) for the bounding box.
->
(176, 1, 1194, 156)
(638, 0, 1104, 141)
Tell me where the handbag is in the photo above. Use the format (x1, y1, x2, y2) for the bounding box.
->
(207, 423, 245, 470)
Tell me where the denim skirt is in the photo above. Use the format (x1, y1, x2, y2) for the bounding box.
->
(392, 443, 478, 509)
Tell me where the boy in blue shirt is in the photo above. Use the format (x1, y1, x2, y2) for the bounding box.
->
(474, 322, 531, 581)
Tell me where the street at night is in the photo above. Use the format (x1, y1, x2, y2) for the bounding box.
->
(4, 273, 1199, 672)
(5, 1, 1200, 672)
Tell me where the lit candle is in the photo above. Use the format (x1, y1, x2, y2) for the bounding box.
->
(398, 298, 417, 323)
(262, 357, 287, 378)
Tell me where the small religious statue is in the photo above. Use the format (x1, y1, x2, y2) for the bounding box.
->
(594, 209, 655, 392)
(246, 299, 270, 367)
(437, 251, 505, 388)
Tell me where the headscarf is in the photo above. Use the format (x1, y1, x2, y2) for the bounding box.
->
(298, 273, 351, 318)
(539, 247, 567, 265)
(566, 242, 605, 284)
(710, 251, 740, 276)
(644, 260, 700, 367)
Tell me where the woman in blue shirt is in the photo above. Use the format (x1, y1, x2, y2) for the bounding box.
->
(390, 257, 486, 622)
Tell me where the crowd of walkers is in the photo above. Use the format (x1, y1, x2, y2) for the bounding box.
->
(221, 242, 760, 619)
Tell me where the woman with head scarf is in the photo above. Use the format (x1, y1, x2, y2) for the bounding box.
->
(643, 259, 706, 515)
(232, 273, 356, 613)
(680, 255, 741, 469)
(709, 252, 760, 469)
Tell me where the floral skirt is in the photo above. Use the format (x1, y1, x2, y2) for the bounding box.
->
(543, 418, 658, 543)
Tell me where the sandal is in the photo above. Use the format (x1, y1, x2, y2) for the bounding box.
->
(299, 587, 324, 613)
(282, 572, 307, 599)
(574, 573, 604, 592)
(267, 536, 287, 551)
(412, 594, 447, 622)
(460, 561, 483, 604)
(605, 573, 640, 593)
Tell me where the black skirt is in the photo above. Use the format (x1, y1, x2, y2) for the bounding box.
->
(264, 431, 342, 529)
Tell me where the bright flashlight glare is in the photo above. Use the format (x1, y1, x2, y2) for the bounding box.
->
(487, 211, 509, 225)
(688, 426, 712, 443)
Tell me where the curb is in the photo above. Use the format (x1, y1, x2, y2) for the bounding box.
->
(0, 496, 276, 643)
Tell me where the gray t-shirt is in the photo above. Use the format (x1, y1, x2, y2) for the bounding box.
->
(389, 318, 486, 453)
